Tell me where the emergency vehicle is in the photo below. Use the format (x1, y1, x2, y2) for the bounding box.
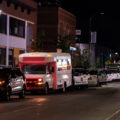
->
(19, 52, 72, 94)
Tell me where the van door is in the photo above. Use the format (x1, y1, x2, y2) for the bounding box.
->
(45, 64, 53, 89)
(50, 62, 56, 90)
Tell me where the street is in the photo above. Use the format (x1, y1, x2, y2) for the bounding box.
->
(1, 82, 120, 120)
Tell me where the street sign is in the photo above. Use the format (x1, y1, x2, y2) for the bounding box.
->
(70, 46, 77, 51)
(76, 30, 81, 36)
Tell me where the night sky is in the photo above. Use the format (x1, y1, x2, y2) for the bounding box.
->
(35, 0, 120, 52)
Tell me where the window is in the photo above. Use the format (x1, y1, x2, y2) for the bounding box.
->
(20, 50, 25, 54)
(60, 23, 63, 36)
(0, 14, 7, 34)
(22, 65, 46, 74)
(9, 49, 14, 66)
(0, 48, 6, 65)
(10, 17, 25, 38)
(66, 25, 69, 36)
(57, 59, 71, 71)
(89, 70, 98, 75)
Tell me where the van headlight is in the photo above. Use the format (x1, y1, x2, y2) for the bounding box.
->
(37, 78, 44, 85)
(38, 78, 43, 82)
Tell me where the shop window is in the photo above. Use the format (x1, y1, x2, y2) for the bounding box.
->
(0, 14, 7, 34)
(10, 17, 25, 38)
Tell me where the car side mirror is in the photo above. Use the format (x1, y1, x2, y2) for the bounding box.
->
(11, 74, 16, 78)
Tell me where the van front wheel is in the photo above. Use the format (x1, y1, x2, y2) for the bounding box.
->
(62, 83, 66, 93)
(44, 84, 49, 95)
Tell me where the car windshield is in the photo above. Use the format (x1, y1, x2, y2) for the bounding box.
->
(22, 65, 46, 74)
(99, 71, 106, 75)
(105, 70, 111, 74)
(89, 70, 98, 75)
(72, 69, 88, 75)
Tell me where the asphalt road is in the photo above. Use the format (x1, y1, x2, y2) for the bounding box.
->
(1, 82, 120, 120)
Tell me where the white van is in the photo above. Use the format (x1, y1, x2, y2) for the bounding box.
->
(88, 70, 98, 86)
(19, 52, 72, 94)
(97, 70, 107, 85)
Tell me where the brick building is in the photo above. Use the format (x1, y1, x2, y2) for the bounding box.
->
(37, 6, 76, 52)
(0, 0, 37, 66)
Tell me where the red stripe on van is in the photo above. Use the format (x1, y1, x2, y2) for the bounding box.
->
(23, 57, 45, 62)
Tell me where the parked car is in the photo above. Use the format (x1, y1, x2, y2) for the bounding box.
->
(0, 67, 25, 101)
(88, 70, 99, 86)
(97, 70, 107, 85)
(117, 71, 120, 80)
(105, 70, 113, 82)
(110, 69, 119, 81)
(72, 68, 89, 89)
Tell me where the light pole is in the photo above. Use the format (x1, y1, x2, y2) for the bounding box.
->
(0, 10, 2, 15)
(89, 12, 104, 43)
(89, 12, 104, 69)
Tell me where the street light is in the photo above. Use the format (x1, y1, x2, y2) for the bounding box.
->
(89, 12, 105, 43)
(0, 10, 2, 15)
(115, 52, 118, 55)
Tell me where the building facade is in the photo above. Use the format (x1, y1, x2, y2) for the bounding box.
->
(37, 6, 76, 52)
(0, 0, 37, 66)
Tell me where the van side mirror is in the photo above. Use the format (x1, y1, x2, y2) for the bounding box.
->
(51, 67, 55, 73)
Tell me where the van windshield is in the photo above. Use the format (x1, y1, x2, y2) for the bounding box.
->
(22, 65, 46, 74)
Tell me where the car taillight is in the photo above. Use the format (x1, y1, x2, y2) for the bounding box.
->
(0, 81, 5, 85)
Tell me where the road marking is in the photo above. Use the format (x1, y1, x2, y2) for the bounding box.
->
(105, 109, 120, 120)
(13, 106, 37, 113)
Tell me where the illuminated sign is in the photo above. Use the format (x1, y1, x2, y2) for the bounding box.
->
(70, 46, 77, 51)
(76, 30, 81, 35)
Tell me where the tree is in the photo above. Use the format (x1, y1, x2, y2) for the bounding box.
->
(82, 49, 90, 68)
(57, 35, 73, 52)
(31, 29, 46, 52)
(74, 48, 90, 69)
